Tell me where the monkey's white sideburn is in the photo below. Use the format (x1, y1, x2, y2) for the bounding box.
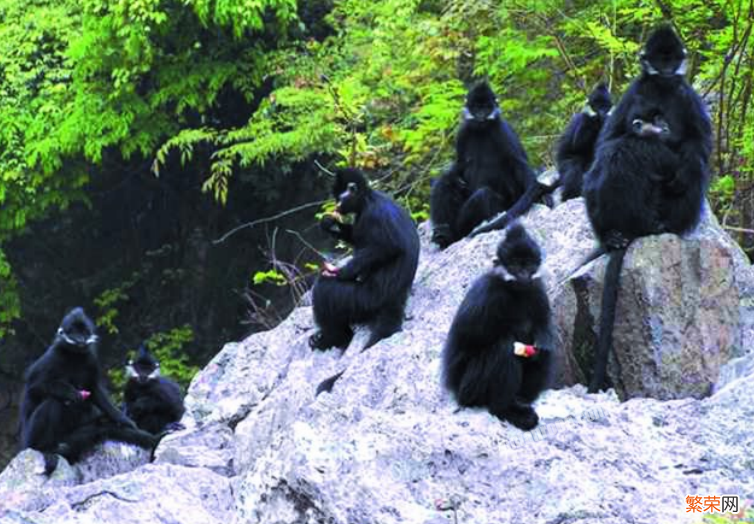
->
(642, 57, 688, 76)
(125, 364, 161, 380)
(57, 327, 98, 347)
(462, 107, 501, 121)
(491, 266, 542, 282)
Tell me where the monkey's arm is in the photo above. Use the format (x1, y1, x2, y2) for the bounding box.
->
(430, 162, 467, 246)
(533, 317, 556, 355)
(155, 381, 185, 419)
(666, 92, 712, 193)
(561, 114, 601, 154)
(321, 216, 354, 244)
(27, 380, 82, 403)
(469, 172, 540, 237)
(92, 383, 138, 428)
(336, 244, 400, 282)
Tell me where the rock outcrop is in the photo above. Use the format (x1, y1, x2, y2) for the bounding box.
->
(2, 199, 753, 524)
(557, 203, 746, 399)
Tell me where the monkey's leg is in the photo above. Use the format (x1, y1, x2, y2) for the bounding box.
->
(364, 300, 405, 350)
(24, 400, 72, 475)
(456, 187, 505, 238)
(430, 170, 466, 248)
(104, 425, 160, 449)
(517, 347, 553, 403)
(503, 400, 540, 431)
(309, 278, 355, 350)
(56, 424, 109, 464)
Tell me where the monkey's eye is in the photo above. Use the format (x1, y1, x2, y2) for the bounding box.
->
(347, 182, 357, 193)
(492, 257, 500, 266)
(632, 119, 643, 132)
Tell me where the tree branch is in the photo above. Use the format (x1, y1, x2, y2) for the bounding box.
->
(213, 200, 327, 244)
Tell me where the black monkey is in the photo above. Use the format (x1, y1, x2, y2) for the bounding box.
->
(430, 82, 539, 247)
(310, 168, 420, 354)
(555, 82, 613, 201)
(20, 308, 158, 475)
(123, 344, 185, 435)
(583, 24, 711, 393)
(442, 223, 554, 430)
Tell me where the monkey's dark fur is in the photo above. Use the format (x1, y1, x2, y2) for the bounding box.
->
(430, 82, 539, 246)
(20, 308, 157, 475)
(311, 169, 420, 393)
(583, 25, 711, 393)
(556, 83, 613, 201)
(442, 223, 554, 430)
(123, 344, 185, 435)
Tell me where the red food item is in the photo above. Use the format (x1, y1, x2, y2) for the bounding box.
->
(513, 342, 537, 358)
(79, 389, 91, 400)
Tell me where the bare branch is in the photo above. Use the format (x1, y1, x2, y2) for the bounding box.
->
(314, 159, 336, 177)
(723, 225, 754, 234)
(213, 200, 327, 244)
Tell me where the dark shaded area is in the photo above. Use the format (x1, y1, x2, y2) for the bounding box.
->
(20, 307, 157, 475)
(0, 151, 330, 467)
(0, 0, 337, 469)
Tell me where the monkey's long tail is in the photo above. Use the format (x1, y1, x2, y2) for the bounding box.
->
(469, 179, 551, 237)
(315, 371, 344, 396)
(561, 245, 607, 283)
(587, 246, 627, 393)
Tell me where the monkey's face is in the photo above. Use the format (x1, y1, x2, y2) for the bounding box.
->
(631, 117, 670, 138)
(56, 307, 98, 352)
(125, 359, 160, 384)
(629, 103, 671, 140)
(641, 52, 686, 78)
(493, 255, 542, 284)
(641, 26, 687, 77)
(333, 169, 367, 215)
(463, 82, 501, 125)
(588, 85, 612, 120)
(493, 230, 543, 284)
(464, 100, 500, 123)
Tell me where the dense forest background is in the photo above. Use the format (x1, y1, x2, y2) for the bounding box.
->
(0, 0, 752, 466)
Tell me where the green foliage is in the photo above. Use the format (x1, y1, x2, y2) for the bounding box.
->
(252, 269, 287, 286)
(94, 284, 134, 335)
(0, 0, 297, 327)
(700, 505, 754, 523)
(0, 251, 20, 338)
(144, 326, 198, 388)
(162, 0, 754, 209)
(710, 174, 736, 209)
(3, 0, 754, 329)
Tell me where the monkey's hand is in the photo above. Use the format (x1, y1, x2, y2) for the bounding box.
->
(431, 224, 453, 249)
(452, 176, 468, 191)
(58, 383, 86, 405)
(603, 230, 630, 250)
(321, 262, 339, 278)
(320, 213, 344, 235)
(116, 416, 138, 430)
